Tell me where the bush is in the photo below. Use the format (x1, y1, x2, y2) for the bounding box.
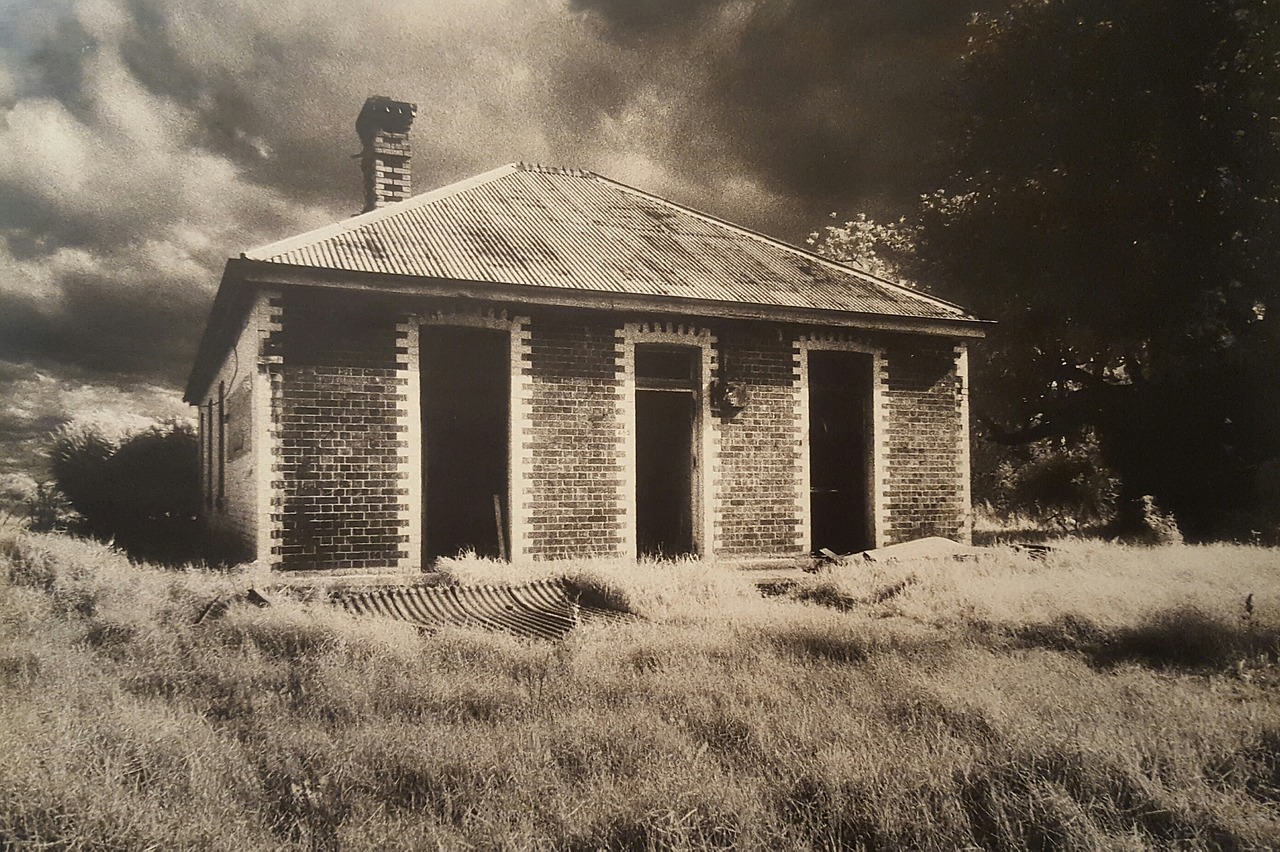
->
(47, 421, 203, 564)
(22, 482, 81, 534)
(1112, 495, 1184, 545)
(976, 430, 1119, 532)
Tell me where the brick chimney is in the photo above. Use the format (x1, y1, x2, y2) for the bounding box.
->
(356, 96, 416, 212)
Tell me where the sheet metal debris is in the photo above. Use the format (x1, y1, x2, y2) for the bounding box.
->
(812, 536, 985, 566)
(811, 536, 1058, 569)
(193, 587, 273, 625)
(1011, 543, 1057, 560)
(330, 578, 635, 641)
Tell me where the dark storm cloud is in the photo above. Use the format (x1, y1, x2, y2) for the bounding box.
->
(24, 19, 97, 107)
(0, 0, 992, 479)
(0, 266, 207, 381)
(572, 0, 999, 219)
(568, 0, 725, 38)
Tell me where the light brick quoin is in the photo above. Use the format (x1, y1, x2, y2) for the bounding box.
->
(257, 291, 284, 564)
(394, 317, 421, 571)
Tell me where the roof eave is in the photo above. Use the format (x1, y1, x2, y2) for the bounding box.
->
(593, 174, 975, 318)
(233, 258, 991, 338)
(183, 262, 254, 404)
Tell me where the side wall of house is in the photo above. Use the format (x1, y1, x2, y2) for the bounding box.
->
(197, 292, 276, 561)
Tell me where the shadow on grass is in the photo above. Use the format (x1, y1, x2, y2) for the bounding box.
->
(776, 577, 917, 613)
(1010, 607, 1280, 671)
(972, 522, 1112, 547)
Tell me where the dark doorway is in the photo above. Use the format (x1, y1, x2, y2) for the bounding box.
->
(635, 345, 699, 558)
(808, 350, 874, 554)
(421, 326, 509, 562)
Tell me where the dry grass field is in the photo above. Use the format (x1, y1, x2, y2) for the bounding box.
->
(1, 533, 1277, 850)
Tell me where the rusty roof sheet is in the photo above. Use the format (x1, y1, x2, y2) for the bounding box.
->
(246, 164, 973, 322)
(331, 578, 634, 640)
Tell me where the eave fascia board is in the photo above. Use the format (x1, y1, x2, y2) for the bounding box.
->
(229, 258, 991, 339)
(183, 263, 254, 404)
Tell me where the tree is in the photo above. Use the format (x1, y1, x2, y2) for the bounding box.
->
(862, 0, 1279, 540)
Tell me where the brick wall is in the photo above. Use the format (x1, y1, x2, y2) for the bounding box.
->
(521, 314, 628, 560)
(881, 340, 969, 543)
(200, 288, 972, 568)
(198, 292, 273, 562)
(272, 294, 409, 570)
(713, 325, 805, 556)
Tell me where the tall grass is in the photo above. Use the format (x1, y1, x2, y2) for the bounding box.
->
(1, 532, 1277, 849)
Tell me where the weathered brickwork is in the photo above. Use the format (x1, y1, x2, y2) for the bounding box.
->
(713, 325, 805, 556)
(196, 288, 972, 568)
(881, 340, 968, 543)
(521, 314, 628, 560)
(272, 295, 409, 570)
(257, 294, 284, 562)
(394, 317, 421, 570)
(199, 291, 276, 562)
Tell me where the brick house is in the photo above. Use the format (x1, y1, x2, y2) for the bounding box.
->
(185, 97, 987, 572)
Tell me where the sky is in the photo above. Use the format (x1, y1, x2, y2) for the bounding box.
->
(0, 0, 995, 490)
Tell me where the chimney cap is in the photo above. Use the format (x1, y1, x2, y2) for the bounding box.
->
(357, 96, 416, 141)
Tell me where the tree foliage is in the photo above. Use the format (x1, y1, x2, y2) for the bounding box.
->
(818, 0, 1280, 540)
(48, 421, 203, 562)
(976, 429, 1120, 532)
(807, 212, 915, 282)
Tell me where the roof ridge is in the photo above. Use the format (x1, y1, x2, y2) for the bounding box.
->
(244, 163, 522, 260)
(586, 173, 970, 318)
(515, 162, 597, 178)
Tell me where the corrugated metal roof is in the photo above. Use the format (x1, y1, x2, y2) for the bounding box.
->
(246, 164, 972, 322)
(331, 578, 635, 640)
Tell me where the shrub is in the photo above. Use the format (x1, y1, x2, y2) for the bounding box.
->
(47, 421, 202, 564)
(975, 430, 1120, 532)
(1113, 494, 1184, 545)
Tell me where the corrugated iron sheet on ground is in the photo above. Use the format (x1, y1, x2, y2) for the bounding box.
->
(331, 578, 635, 640)
(247, 164, 974, 322)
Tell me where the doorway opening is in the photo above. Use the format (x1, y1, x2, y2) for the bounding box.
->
(808, 350, 875, 554)
(635, 345, 699, 558)
(421, 325, 509, 562)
